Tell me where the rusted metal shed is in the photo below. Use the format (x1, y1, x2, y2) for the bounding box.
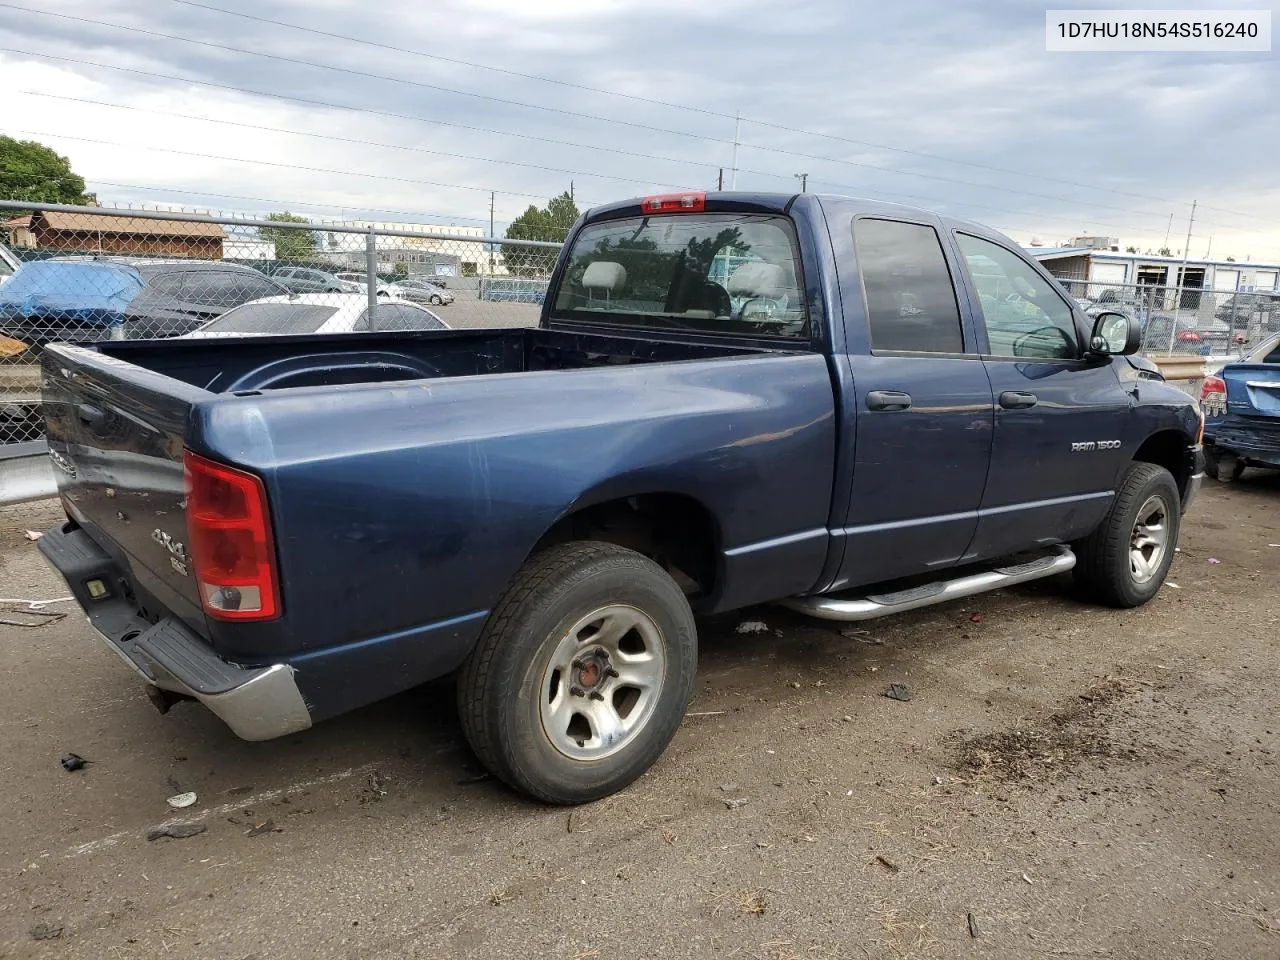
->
(24, 210, 225, 258)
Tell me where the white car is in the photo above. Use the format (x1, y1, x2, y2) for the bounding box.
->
(0, 242, 20, 285)
(334, 272, 404, 298)
(183, 293, 448, 338)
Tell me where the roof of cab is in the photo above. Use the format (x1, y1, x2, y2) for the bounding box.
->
(581, 191, 1011, 244)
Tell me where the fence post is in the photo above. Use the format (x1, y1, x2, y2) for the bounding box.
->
(365, 226, 378, 331)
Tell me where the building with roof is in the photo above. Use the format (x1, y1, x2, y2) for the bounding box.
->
(4, 210, 225, 259)
(1028, 245, 1280, 302)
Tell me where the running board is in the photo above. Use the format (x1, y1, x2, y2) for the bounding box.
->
(780, 545, 1077, 622)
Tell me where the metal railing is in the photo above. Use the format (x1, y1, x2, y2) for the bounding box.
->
(0, 201, 564, 460)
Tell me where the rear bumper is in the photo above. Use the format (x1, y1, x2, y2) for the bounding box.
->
(37, 523, 311, 741)
(1205, 424, 1280, 468)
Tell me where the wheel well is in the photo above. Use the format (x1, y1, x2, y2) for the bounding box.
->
(1132, 430, 1193, 499)
(531, 494, 719, 599)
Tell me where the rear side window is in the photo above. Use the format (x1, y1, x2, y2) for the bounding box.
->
(201, 303, 337, 333)
(854, 219, 964, 353)
(180, 271, 281, 306)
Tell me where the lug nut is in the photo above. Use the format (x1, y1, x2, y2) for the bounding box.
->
(588, 691, 605, 701)
(570, 685, 586, 697)
(605, 667, 619, 679)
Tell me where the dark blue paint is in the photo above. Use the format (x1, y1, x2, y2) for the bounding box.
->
(1206, 352, 1280, 469)
(39, 192, 1204, 730)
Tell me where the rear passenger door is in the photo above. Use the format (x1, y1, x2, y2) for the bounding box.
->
(832, 217, 995, 591)
(951, 232, 1131, 559)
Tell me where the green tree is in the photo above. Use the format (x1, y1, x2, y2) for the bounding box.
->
(1125, 246, 1138, 254)
(1157, 246, 1172, 256)
(0, 136, 90, 206)
(501, 191, 580, 276)
(260, 212, 318, 261)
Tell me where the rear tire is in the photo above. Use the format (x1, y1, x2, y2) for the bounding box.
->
(457, 542, 697, 804)
(1074, 462, 1181, 608)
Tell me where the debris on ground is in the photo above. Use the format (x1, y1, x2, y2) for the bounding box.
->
(167, 792, 198, 809)
(735, 620, 769, 634)
(1166, 582, 1181, 589)
(719, 782, 740, 792)
(722, 797, 750, 811)
(245, 819, 277, 838)
(29, 922, 63, 941)
(787, 681, 801, 688)
(1207, 558, 1222, 564)
(146, 823, 206, 841)
(842, 715, 853, 722)
(967, 912, 981, 938)
(969, 612, 985, 623)
(885, 683, 912, 702)
(874, 854, 900, 874)
(23, 529, 43, 541)
(60, 753, 88, 772)
(358, 770, 389, 803)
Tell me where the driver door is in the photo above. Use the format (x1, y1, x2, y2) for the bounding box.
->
(951, 232, 1133, 561)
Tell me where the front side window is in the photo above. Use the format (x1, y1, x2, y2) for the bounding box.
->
(955, 234, 1080, 360)
(551, 213, 808, 339)
(854, 218, 964, 353)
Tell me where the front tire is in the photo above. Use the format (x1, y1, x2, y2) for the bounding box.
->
(457, 542, 697, 804)
(1074, 462, 1181, 608)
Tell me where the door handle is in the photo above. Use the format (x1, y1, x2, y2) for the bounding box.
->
(999, 391, 1038, 409)
(866, 390, 913, 411)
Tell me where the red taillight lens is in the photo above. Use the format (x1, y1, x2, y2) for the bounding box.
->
(183, 450, 279, 621)
(1177, 331, 1201, 342)
(640, 192, 706, 214)
(1200, 375, 1227, 418)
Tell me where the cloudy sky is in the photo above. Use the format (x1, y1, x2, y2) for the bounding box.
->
(1, 0, 1277, 259)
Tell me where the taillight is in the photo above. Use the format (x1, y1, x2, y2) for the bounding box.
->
(1177, 331, 1201, 343)
(1200, 375, 1227, 418)
(183, 450, 279, 621)
(640, 192, 706, 214)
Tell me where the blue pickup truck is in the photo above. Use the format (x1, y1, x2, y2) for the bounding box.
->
(37, 192, 1204, 803)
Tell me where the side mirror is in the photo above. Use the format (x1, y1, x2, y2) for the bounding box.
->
(1089, 311, 1141, 356)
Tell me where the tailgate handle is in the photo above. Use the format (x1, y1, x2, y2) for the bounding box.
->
(77, 403, 106, 428)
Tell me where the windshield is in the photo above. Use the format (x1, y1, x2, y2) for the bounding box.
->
(1245, 335, 1280, 364)
(551, 213, 808, 338)
(201, 302, 338, 333)
(0, 261, 143, 302)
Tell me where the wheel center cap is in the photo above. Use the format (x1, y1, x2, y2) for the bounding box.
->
(576, 659, 602, 688)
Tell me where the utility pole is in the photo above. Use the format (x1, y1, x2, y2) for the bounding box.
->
(1163, 212, 1173, 251)
(730, 112, 741, 190)
(1204, 235, 1212, 259)
(717, 168, 723, 191)
(569, 181, 574, 203)
(488, 191, 495, 275)
(795, 173, 808, 193)
(1167, 200, 1196, 352)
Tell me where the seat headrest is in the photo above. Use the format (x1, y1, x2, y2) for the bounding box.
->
(727, 261, 786, 299)
(581, 261, 627, 291)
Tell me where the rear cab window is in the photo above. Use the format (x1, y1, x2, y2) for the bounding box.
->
(551, 213, 809, 339)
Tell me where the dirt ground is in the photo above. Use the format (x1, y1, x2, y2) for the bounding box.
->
(0, 476, 1277, 960)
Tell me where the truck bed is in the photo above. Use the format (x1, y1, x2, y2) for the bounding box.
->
(89, 327, 770, 394)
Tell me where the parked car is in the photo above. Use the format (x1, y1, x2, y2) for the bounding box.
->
(36, 191, 1203, 804)
(272, 266, 359, 295)
(1141, 313, 1233, 355)
(0, 258, 288, 344)
(394, 276, 454, 306)
(1201, 333, 1280, 479)
(0, 242, 19, 284)
(1214, 290, 1280, 331)
(184, 293, 447, 337)
(334, 272, 403, 298)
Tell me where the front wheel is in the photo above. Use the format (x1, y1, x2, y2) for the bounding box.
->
(457, 542, 697, 804)
(429, 294, 443, 305)
(1074, 462, 1181, 608)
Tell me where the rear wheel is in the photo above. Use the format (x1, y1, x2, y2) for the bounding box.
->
(457, 542, 697, 804)
(429, 294, 443, 305)
(1074, 462, 1180, 607)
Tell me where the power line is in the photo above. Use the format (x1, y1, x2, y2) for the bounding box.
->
(88, 181, 494, 224)
(5, 128, 592, 204)
(17, 90, 701, 193)
(0, 6, 1246, 228)
(170, 0, 1241, 215)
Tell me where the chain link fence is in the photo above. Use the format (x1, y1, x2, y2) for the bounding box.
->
(1052, 277, 1280, 360)
(0, 201, 562, 446)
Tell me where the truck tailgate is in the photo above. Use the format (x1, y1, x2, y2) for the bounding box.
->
(41, 344, 209, 629)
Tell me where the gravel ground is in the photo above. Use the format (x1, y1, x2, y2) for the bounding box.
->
(0, 477, 1277, 959)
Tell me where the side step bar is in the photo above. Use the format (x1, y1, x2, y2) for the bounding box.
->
(781, 545, 1077, 622)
